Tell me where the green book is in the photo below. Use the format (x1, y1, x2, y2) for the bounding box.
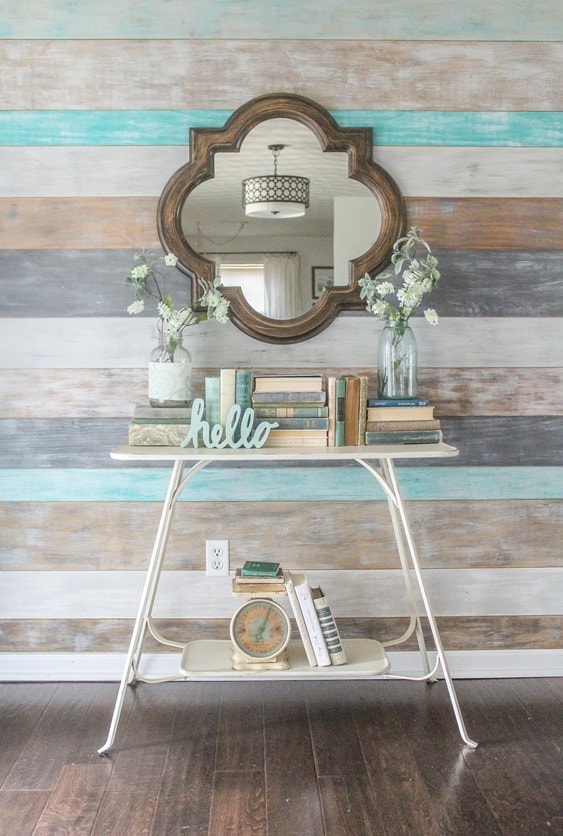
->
(241, 560, 281, 578)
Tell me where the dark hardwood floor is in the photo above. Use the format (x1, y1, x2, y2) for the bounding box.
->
(0, 678, 561, 835)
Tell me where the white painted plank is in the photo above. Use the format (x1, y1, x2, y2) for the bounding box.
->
(1, 569, 561, 619)
(1, 317, 562, 369)
(1, 649, 561, 682)
(2, 147, 562, 198)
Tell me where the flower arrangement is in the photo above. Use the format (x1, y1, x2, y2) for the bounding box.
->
(126, 249, 230, 361)
(358, 227, 441, 326)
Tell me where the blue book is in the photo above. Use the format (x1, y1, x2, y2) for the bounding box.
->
(367, 397, 429, 407)
(204, 376, 220, 426)
(235, 369, 252, 411)
(253, 417, 329, 430)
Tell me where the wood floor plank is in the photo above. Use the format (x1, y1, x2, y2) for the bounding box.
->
(0, 790, 50, 836)
(0, 683, 54, 786)
(208, 770, 266, 835)
(458, 679, 563, 834)
(306, 682, 370, 777)
(2, 683, 98, 791)
(150, 682, 222, 834)
(266, 773, 325, 835)
(317, 774, 386, 836)
(215, 683, 265, 771)
(91, 791, 157, 836)
(33, 762, 112, 836)
(389, 682, 502, 834)
(262, 681, 316, 777)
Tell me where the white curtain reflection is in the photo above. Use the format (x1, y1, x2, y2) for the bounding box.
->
(263, 253, 301, 319)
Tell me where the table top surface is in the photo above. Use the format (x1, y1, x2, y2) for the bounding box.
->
(111, 442, 459, 462)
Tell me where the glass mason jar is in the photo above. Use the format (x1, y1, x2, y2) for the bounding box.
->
(377, 320, 418, 398)
(148, 331, 192, 407)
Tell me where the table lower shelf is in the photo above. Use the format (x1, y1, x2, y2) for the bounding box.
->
(179, 638, 390, 679)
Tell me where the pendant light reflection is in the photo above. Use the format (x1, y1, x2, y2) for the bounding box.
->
(242, 144, 310, 219)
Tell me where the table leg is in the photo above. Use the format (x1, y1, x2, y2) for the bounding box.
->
(97, 459, 185, 755)
(384, 459, 478, 748)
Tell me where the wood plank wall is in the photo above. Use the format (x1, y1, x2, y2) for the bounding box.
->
(1, 1, 562, 680)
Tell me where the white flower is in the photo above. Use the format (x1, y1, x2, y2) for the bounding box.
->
(127, 300, 144, 314)
(164, 253, 178, 267)
(424, 308, 439, 326)
(157, 301, 172, 321)
(375, 281, 395, 298)
(131, 264, 149, 280)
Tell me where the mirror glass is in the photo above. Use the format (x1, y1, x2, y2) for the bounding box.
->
(157, 93, 406, 343)
(182, 118, 381, 320)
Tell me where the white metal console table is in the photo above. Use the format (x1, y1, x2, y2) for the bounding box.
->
(98, 442, 477, 754)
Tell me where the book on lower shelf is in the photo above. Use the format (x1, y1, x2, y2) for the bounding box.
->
(290, 572, 331, 666)
(365, 429, 443, 445)
(311, 586, 347, 665)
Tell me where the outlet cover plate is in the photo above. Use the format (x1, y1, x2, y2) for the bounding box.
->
(205, 539, 229, 576)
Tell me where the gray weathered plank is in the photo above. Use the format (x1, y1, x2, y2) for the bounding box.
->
(1, 416, 561, 467)
(1, 41, 560, 110)
(1, 249, 561, 318)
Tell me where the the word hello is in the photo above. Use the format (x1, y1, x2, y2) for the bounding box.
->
(180, 398, 278, 449)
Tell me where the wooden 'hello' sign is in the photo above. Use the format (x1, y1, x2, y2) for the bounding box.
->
(180, 398, 278, 449)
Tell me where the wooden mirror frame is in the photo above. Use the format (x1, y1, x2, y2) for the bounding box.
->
(157, 92, 407, 344)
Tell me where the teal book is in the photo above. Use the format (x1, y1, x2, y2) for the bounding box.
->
(253, 417, 329, 430)
(253, 406, 329, 418)
(334, 377, 347, 446)
(367, 397, 429, 407)
(241, 560, 281, 578)
(204, 376, 220, 426)
(364, 429, 443, 444)
(251, 390, 326, 404)
(132, 405, 192, 423)
(235, 368, 252, 411)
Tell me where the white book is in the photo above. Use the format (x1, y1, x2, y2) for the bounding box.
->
(219, 368, 237, 425)
(311, 586, 347, 665)
(283, 571, 317, 667)
(291, 572, 331, 666)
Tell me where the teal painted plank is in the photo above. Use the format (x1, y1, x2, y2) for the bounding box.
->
(0, 111, 559, 148)
(1, 0, 561, 41)
(1, 467, 562, 503)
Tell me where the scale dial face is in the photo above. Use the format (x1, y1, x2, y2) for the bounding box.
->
(230, 598, 291, 661)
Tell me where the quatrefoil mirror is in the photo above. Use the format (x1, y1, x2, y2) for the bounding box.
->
(157, 92, 407, 343)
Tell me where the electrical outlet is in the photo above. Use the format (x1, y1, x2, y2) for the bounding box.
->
(205, 539, 230, 576)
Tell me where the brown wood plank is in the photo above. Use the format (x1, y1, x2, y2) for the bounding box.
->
(1, 40, 559, 111)
(0, 683, 57, 785)
(388, 682, 502, 834)
(2, 367, 562, 419)
(151, 682, 221, 834)
(266, 773, 325, 835)
(317, 775, 386, 835)
(0, 791, 51, 836)
(105, 684, 180, 793)
(2, 499, 560, 572)
(1, 615, 560, 656)
(459, 679, 563, 833)
(306, 682, 368, 777)
(215, 683, 265, 771)
(33, 762, 112, 836)
(2, 197, 561, 250)
(208, 770, 266, 836)
(2, 683, 99, 791)
(91, 792, 158, 836)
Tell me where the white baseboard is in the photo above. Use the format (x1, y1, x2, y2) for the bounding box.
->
(0, 649, 561, 681)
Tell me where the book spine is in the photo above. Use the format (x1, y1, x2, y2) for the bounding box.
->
(284, 572, 317, 667)
(241, 560, 280, 577)
(133, 406, 192, 421)
(364, 429, 443, 444)
(334, 377, 346, 446)
(253, 375, 324, 392)
(204, 376, 220, 426)
(357, 375, 368, 447)
(311, 587, 347, 666)
(253, 406, 329, 418)
(263, 437, 328, 447)
(365, 419, 441, 431)
(219, 368, 237, 424)
(235, 369, 252, 411)
(128, 423, 190, 446)
(326, 375, 336, 447)
(293, 578, 331, 666)
(251, 391, 326, 404)
(367, 397, 430, 407)
(253, 417, 329, 430)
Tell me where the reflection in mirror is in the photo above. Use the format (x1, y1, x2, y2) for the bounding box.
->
(182, 119, 382, 320)
(157, 92, 406, 343)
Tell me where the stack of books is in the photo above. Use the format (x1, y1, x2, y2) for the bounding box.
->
(204, 368, 252, 426)
(128, 405, 191, 446)
(251, 375, 329, 447)
(232, 561, 347, 667)
(364, 397, 442, 444)
(326, 374, 368, 446)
